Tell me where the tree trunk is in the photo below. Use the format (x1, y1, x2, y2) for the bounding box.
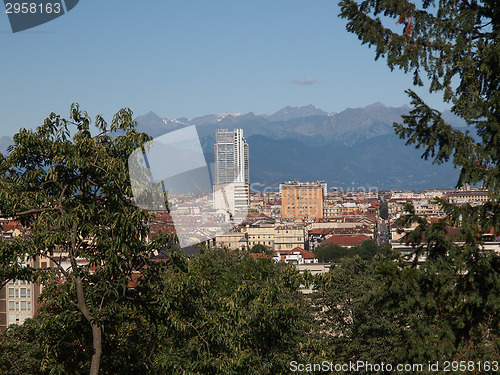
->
(89, 322, 102, 375)
(75, 275, 102, 375)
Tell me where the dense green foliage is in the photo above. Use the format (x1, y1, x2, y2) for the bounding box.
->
(312, 256, 403, 364)
(326, 0, 500, 369)
(250, 243, 273, 255)
(144, 249, 310, 374)
(314, 240, 387, 262)
(312, 252, 500, 370)
(379, 201, 388, 220)
(0, 106, 166, 375)
(0, 249, 311, 375)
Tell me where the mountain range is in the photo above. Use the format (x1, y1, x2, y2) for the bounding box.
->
(134, 103, 463, 190)
(0, 104, 463, 191)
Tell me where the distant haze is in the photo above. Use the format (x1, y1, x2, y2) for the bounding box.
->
(0, 104, 465, 191)
(134, 103, 463, 190)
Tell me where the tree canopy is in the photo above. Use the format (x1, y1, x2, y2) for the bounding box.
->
(0, 105, 164, 375)
(0, 248, 311, 375)
(331, 0, 500, 365)
(314, 240, 387, 262)
(339, 0, 500, 192)
(379, 201, 388, 220)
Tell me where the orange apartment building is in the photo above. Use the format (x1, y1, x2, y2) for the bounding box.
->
(281, 181, 325, 220)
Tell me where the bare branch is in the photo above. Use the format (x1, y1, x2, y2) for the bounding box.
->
(0, 278, 11, 290)
(44, 254, 70, 279)
(0, 207, 60, 219)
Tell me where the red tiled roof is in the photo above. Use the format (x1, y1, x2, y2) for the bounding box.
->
(322, 234, 370, 246)
(274, 247, 315, 259)
(291, 247, 315, 259)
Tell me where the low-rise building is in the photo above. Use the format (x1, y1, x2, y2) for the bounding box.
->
(247, 223, 275, 248)
(274, 222, 307, 250)
(273, 247, 317, 264)
(215, 230, 248, 250)
(447, 190, 490, 206)
(215, 221, 307, 251)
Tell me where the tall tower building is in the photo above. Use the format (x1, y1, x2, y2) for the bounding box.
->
(214, 129, 249, 184)
(213, 129, 249, 216)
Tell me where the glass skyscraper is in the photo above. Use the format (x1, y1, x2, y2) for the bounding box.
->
(214, 128, 249, 184)
(213, 129, 249, 217)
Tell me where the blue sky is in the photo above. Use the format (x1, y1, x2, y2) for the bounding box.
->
(0, 0, 447, 136)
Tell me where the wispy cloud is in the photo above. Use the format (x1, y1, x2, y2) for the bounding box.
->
(292, 77, 317, 85)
